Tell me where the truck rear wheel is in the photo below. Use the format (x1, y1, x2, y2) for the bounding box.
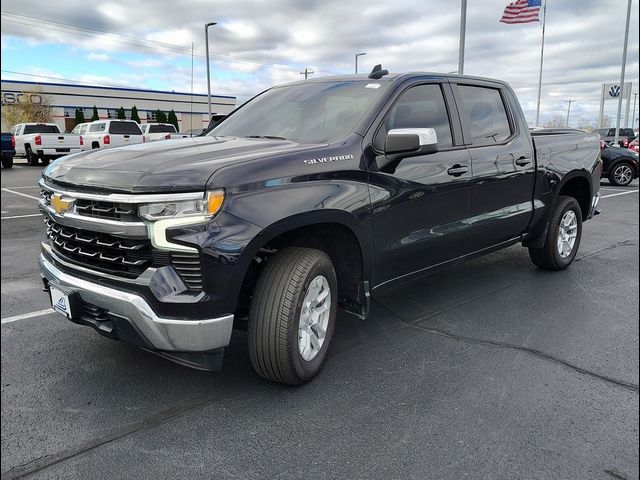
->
(528, 195, 582, 271)
(248, 247, 337, 385)
(41, 156, 51, 166)
(25, 146, 39, 166)
(1, 156, 13, 169)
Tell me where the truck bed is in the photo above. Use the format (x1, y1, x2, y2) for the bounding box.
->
(531, 128, 600, 172)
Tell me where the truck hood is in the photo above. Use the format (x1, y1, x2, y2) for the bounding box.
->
(43, 136, 320, 193)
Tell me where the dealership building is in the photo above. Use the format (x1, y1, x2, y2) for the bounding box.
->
(0, 79, 236, 133)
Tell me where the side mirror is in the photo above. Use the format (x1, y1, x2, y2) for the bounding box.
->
(385, 128, 439, 156)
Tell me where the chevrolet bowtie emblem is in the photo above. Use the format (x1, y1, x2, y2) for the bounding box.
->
(50, 194, 74, 215)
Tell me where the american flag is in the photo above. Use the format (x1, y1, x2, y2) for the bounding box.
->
(500, 0, 542, 24)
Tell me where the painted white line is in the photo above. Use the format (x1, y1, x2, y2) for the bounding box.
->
(601, 190, 639, 199)
(1, 213, 43, 220)
(599, 187, 637, 192)
(1, 188, 40, 201)
(1, 308, 55, 325)
(2, 185, 41, 190)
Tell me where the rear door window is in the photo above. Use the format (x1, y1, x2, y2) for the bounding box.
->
(89, 123, 106, 133)
(457, 85, 512, 146)
(109, 122, 142, 135)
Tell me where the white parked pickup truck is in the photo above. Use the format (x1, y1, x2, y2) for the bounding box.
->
(140, 123, 188, 142)
(10, 123, 81, 166)
(82, 120, 144, 150)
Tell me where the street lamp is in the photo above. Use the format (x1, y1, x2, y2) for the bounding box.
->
(565, 98, 574, 127)
(355, 52, 366, 74)
(205, 22, 217, 122)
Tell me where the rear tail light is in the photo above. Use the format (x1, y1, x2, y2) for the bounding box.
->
(165, 134, 171, 140)
(11, 136, 15, 148)
(79, 136, 84, 146)
(103, 135, 110, 145)
(623, 139, 629, 147)
(35, 135, 42, 146)
(600, 140, 605, 149)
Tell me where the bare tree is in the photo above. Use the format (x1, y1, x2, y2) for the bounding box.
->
(2, 89, 53, 127)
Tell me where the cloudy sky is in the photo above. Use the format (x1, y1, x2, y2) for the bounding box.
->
(1, 0, 638, 127)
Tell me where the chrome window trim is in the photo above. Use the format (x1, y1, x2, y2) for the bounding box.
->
(40, 178, 204, 203)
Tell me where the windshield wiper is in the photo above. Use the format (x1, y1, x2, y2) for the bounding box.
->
(243, 135, 287, 140)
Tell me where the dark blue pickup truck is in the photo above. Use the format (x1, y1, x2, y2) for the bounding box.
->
(1, 132, 15, 169)
(38, 69, 602, 384)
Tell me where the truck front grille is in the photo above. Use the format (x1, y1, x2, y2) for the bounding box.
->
(45, 218, 152, 277)
(45, 218, 204, 291)
(75, 199, 138, 221)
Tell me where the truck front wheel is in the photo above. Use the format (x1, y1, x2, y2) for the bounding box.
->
(248, 247, 338, 385)
(528, 195, 583, 270)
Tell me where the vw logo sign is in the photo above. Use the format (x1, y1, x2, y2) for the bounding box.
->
(609, 85, 621, 97)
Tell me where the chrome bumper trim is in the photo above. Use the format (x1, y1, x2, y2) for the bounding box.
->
(38, 201, 148, 238)
(39, 254, 233, 352)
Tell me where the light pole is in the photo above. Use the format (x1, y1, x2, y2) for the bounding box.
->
(355, 52, 366, 74)
(565, 98, 574, 127)
(631, 92, 638, 129)
(205, 22, 217, 122)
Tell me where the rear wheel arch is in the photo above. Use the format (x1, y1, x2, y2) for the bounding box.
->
(555, 172, 592, 220)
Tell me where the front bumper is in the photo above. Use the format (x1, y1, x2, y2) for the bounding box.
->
(39, 254, 233, 352)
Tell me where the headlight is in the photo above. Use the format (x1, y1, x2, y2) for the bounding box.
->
(138, 190, 224, 221)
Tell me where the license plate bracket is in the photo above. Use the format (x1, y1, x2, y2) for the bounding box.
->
(49, 285, 75, 319)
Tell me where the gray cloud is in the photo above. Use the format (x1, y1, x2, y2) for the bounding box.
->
(1, 0, 638, 126)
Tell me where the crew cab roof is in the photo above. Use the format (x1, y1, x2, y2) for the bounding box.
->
(278, 72, 511, 89)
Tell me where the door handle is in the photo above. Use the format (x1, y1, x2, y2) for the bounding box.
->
(515, 156, 531, 167)
(447, 165, 469, 177)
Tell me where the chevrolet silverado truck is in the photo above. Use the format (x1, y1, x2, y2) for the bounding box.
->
(38, 69, 602, 385)
(11, 123, 81, 166)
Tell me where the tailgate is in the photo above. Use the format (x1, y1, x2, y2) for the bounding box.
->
(41, 134, 80, 148)
(111, 134, 144, 145)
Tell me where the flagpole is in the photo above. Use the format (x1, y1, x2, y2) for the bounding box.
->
(458, 0, 467, 74)
(613, 0, 632, 147)
(535, 0, 546, 127)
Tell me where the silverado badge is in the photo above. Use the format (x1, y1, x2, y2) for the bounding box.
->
(50, 194, 74, 215)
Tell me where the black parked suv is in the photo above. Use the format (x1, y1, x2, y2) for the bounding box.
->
(599, 140, 639, 186)
(38, 70, 602, 384)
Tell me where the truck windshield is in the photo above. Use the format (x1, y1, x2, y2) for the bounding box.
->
(209, 81, 388, 144)
(148, 124, 176, 133)
(24, 125, 60, 134)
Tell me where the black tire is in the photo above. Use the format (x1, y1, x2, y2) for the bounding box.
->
(608, 161, 635, 186)
(1, 156, 13, 169)
(41, 156, 51, 166)
(529, 195, 582, 271)
(25, 146, 39, 166)
(248, 247, 338, 385)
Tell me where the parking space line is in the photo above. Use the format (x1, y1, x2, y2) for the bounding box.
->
(1, 213, 43, 220)
(1, 308, 54, 325)
(1, 188, 40, 201)
(601, 190, 639, 199)
(2, 185, 41, 190)
(600, 187, 638, 192)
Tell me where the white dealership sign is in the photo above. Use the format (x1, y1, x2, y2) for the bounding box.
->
(598, 82, 632, 128)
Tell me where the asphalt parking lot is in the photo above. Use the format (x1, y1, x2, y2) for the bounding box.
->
(1, 159, 638, 480)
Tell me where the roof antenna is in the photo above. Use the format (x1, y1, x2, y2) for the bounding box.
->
(368, 64, 389, 80)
